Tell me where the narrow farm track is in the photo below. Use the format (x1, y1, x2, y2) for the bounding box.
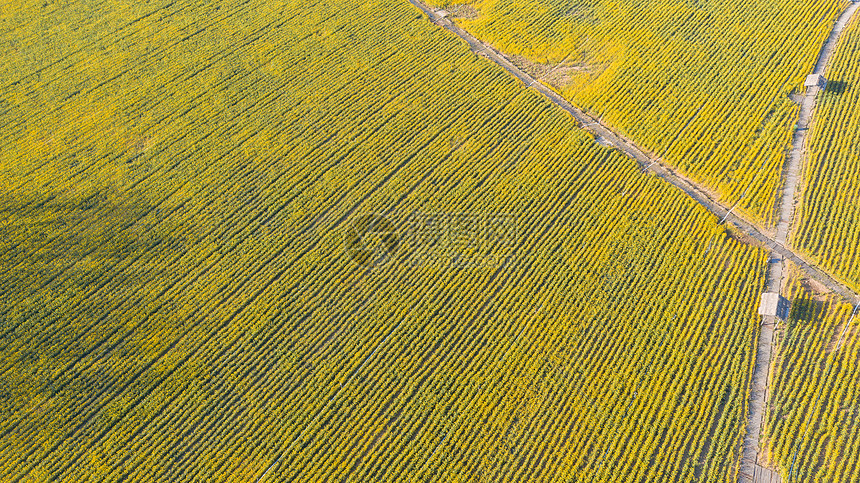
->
(741, 3, 860, 482)
(0, 1, 792, 480)
(406, 0, 860, 309)
(405, 1, 860, 482)
(775, 1, 860, 247)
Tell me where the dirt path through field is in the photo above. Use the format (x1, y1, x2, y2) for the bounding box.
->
(408, 0, 860, 308)
(406, 2, 860, 481)
(740, 3, 860, 482)
(775, 1, 860, 246)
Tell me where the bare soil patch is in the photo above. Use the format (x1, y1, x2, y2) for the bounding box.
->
(724, 226, 760, 247)
(508, 55, 595, 88)
(800, 276, 832, 301)
(447, 3, 478, 19)
(126, 136, 153, 154)
(561, 5, 597, 23)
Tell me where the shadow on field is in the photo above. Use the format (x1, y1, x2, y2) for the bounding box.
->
(0, 188, 185, 399)
(788, 297, 825, 326)
(826, 79, 848, 96)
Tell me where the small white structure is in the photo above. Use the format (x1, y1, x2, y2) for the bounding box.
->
(435, 9, 450, 18)
(804, 74, 827, 93)
(759, 292, 791, 320)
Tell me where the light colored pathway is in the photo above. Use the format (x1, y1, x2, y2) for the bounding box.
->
(407, 2, 860, 482)
(775, 1, 860, 246)
(409, 0, 860, 308)
(740, 3, 860, 482)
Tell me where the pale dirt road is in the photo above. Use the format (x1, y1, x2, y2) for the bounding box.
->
(409, 0, 860, 308)
(741, 3, 860, 482)
(407, 2, 860, 482)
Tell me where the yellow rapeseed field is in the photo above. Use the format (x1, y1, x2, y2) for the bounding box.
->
(794, 14, 860, 293)
(0, 0, 766, 481)
(765, 264, 860, 482)
(428, 0, 847, 226)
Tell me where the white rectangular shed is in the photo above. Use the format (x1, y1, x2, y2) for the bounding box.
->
(804, 74, 827, 92)
(759, 292, 791, 320)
